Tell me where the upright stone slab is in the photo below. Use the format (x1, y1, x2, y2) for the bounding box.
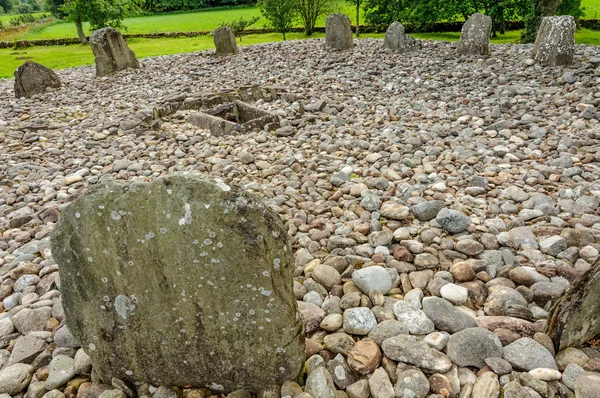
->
(50, 174, 304, 393)
(325, 14, 353, 50)
(533, 16, 576, 66)
(13, 61, 61, 98)
(214, 26, 238, 56)
(90, 28, 139, 77)
(457, 13, 492, 56)
(383, 21, 421, 53)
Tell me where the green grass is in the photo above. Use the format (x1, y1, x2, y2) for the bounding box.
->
(0, 32, 329, 78)
(5, 4, 355, 41)
(411, 29, 599, 45)
(0, 12, 46, 23)
(582, 0, 600, 18)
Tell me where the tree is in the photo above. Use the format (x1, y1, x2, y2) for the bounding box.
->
(522, 0, 562, 42)
(221, 16, 259, 42)
(61, 0, 134, 44)
(258, 0, 296, 40)
(295, 0, 336, 36)
(44, 0, 68, 18)
(345, 0, 361, 37)
(0, 0, 15, 14)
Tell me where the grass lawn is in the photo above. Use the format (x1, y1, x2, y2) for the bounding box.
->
(0, 32, 329, 78)
(4, 3, 354, 41)
(1, 28, 597, 79)
(582, 0, 600, 18)
(0, 12, 46, 23)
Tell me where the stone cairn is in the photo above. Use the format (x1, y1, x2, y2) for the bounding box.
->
(325, 14, 353, 50)
(90, 28, 140, 77)
(457, 13, 492, 56)
(533, 15, 576, 66)
(13, 61, 61, 98)
(383, 21, 421, 53)
(214, 26, 238, 56)
(50, 174, 304, 394)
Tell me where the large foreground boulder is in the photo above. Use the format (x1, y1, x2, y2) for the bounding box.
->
(90, 27, 140, 77)
(383, 22, 421, 53)
(546, 259, 600, 351)
(325, 14, 353, 50)
(51, 174, 304, 393)
(13, 61, 61, 98)
(533, 16, 576, 66)
(457, 13, 492, 56)
(214, 26, 238, 56)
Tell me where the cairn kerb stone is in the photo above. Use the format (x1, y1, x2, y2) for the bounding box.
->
(13, 61, 61, 99)
(457, 13, 492, 56)
(533, 16, 576, 66)
(214, 26, 238, 56)
(383, 22, 421, 53)
(325, 14, 353, 50)
(50, 174, 304, 393)
(90, 28, 140, 77)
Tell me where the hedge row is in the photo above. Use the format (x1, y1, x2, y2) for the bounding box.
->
(1, 19, 598, 49)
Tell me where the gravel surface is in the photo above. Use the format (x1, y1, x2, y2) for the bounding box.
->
(1, 37, 600, 398)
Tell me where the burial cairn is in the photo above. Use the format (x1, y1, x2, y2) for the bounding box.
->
(325, 14, 353, 50)
(533, 15, 576, 66)
(457, 13, 492, 56)
(214, 26, 239, 56)
(90, 28, 140, 77)
(50, 174, 304, 393)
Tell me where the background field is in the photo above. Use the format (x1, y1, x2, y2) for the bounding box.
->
(0, 1, 598, 79)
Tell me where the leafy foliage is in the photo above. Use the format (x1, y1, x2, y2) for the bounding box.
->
(258, 0, 296, 39)
(220, 15, 258, 40)
(61, 0, 136, 31)
(295, 0, 337, 35)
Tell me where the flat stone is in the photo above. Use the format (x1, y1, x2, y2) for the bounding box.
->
(394, 368, 429, 398)
(0, 363, 34, 395)
(352, 266, 392, 295)
(305, 366, 336, 398)
(436, 209, 471, 234)
(422, 297, 477, 333)
(446, 327, 503, 368)
(343, 307, 377, 335)
(504, 338, 558, 371)
(392, 301, 434, 335)
(381, 335, 452, 373)
(45, 356, 75, 390)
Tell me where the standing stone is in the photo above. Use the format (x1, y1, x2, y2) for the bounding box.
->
(214, 27, 238, 56)
(546, 261, 600, 351)
(533, 16, 576, 66)
(325, 14, 353, 50)
(90, 28, 139, 77)
(50, 174, 304, 393)
(383, 22, 420, 53)
(13, 61, 61, 98)
(457, 13, 492, 56)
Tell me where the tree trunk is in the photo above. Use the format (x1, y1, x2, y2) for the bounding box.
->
(546, 258, 600, 352)
(75, 19, 87, 44)
(523, 0, 562, 43)
(355, 1, 360, 38)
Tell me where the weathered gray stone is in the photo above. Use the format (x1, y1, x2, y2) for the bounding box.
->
(90, 28, 139, 77)
(422, 297, 477, 334)
(325, 14, 353, 50)
(533, 16, 575, 66)
(214, 26, 238, 56)
(436, 208, 471, 234)
(383, 22, 420, 53)
(14, 61, 61, 99)
(457, 13, 492, 56)
(51, 174, 304, 393)
(446, 327, 503, 368)
(0, 363, 34, 395)
(504, 338, 557, 371)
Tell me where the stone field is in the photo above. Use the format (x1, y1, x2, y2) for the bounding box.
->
(1, 33, 600, 398)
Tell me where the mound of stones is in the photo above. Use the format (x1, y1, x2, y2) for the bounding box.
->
(0, 37, 599, 398)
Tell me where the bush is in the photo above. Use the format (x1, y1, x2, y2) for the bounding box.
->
(16, 3, 34, 13)
(8, 12, 37, 26)
(221, 15, 259, 40)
